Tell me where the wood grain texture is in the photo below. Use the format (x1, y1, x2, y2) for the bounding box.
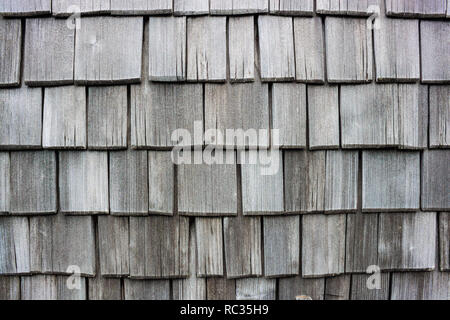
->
(30, 214, 95, 276)
(378, 212, 436, 271)
(324, 275, 350, 300)
(271, 83, 307, 148)
(75, 17, 143, 84)
(391, 270, 450, 300)
(439, 212, 450, 271)
(0, 153, 9, 213)
(240, 150, 284, 215)
(308, 85, 339, 149)
(302, 214, 346, 278)
(263, 216, 300, 277)
(148, 151, 174, 215)
(386, 0, 447, 17)
(207, 278, 236, 300)
(270, 0, 314, 15)
(109, 150, 148, 215)
(0, 87, 42, 149)
(88, 86, 127, 150)
(420, 21, 450, 83)
(52, 0, 111, 16)
(317, 0, 378, 15)
(350, 273, 390, 300)
(0, 19, 21, 87)
(224, 216, 262, 278)
(0, 0, 51, 16)
(129, 216, 189, 278)
(0, 217, 30, 275)
(195, 218, 224, 277)
(98, 216, 129, 277)
(429, 86, 450, 148)
(187, 17, 227, 82)
(374, 18, 420, 82)
(278, 276, 325, 300)
(362, 151, 420, 211)
(293, 17, 324, 83)
(236, 278, 276, 300)
(59, 151, 109, 214)
(422, 150, 450, 211)
(43, 86, 86, 149)
(258, 16, 295, 81)
(131, 83, 203, 148)
(178, 162, 238, 216)
(174, 0, 209, 15)
(149, 17, 186, 82)
(124, 279, 170, 300)
(210, 0, 269, 14)
(24, 18, 74, 86)
(205, 82, 269, 149)
(88, 277, 121, 300)
(10, 151, 56, 214)
(325, 17, 372, 83)
(0, 276, 20, 300)
(110, 0, 172, 14)
(21, 275, 86, 300)
(228, 17, 255, 82)
(345, 213, 379, 273)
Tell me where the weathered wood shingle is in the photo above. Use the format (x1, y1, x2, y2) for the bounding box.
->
(391, 270, 450, 300)
(195, 218, 224, 277)
(385, 0, 447, 17)
(350, 273, 390, 300)
(88, 277, 121, 300)
(21, 275, 86, 300)
(98, 216, 129, 276)
(324, 275, 351, 300)
(75, 17, 143, 84)
(0, 0, 52, 17)
(236, 278, 276, 300)
(53, 0, 111, 16)
(439, 212, 450, 271)
(228, 17, 255, 82)
(24, 18, 74, 86)
(124, 279, 170, 300)
(429, 86, 450, 148)
(317, 0, 379, 15)
(148, 151, 174, 215)
(422, 150, 450, 211)
(210, 0, 269, 14)
(0, 217, 30, 275)
(206, 278, 236, 300)
(0, 19, 21, 87)
(270, 0, 314, 15)
(278, 277, 325, 300)
(0, 153, 10, 214)
(174, 0, 209, 15)
(420, 21, 450, 83)
(0, 276, 20, 300)
(110, 0, 173, 14)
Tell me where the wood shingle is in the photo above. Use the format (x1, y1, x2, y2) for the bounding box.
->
(206, 278, 236, 300)
(0, 153, 9, 214)
(439, 212, 450, 271)
(270, 0, 314, 15)
(391, 270, 450, 300)
(0, 0, 52, 17)
(385, 0, 448, 17)
(88, 277, 121, 300)
(0, 276, 20, 300)
(350, 273, 390, 300)
(420, 21, 450, 83)
(317, 0, 379, 16)
(110, 0, 173, 15)
(21, 275, 86, 300)
(148, 151, 174, 215)
(195, 217, 224, 277)
(0, 217, 30, 275)
(174, 0, 209, 15)
(52, 0, 111, 16)
(324, 275, 351, 300)
(429, 86, 450, 148)
(210, 0, 269, 15)
(98, 216, 129, 276)
(0, 19, 21, 87)
(278, 276, 325, 300)
(228, 16, 255, 82)
(236, 278, 276, 300)
(421, 150, 450, 211)
(124, 279, 170, 300)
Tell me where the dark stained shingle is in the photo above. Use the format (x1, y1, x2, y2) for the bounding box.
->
(421, 150, 450, 211)
(270, 0, 314, 15)
(195, 218, 224, 277)
(429, 86, 450, 148)
(228, 16, 255, 82)
(0, 0, 52, 17)
(110, 0, 173, 15)
(420, 21, 450, 83)
(210, 0, 269, 15)
(0, 19, 21, 87)
(98, 216, 129, 276)
(0, 217, 30, 275)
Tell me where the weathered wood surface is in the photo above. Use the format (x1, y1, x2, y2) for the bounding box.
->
(24, 18, 74, 86)
(59, 151, 109, 214)
(75, 17, 143, 84)
(21, 275, 86, 300)
(278, 276, 325, 300)
(124, 279, 170, 300)
(0, 217, 30, 275)
(207, 278, 236, 300)
(271, 83, 307, 148)
(0, 276, 20, 300)
(317, 0, 378, 15)
(0, 153, 9, 213)
(43, 86, 86, 149)
(228, 17, 255, 82)
(325, 17, 372, 83)
(210, 0, 269, 14)
(10, 151, 57, 214)
(0, 0, 52, 16)
(110, 0, 172, 14)
(88, 277, 121, 300)
(429, 86, 450, 148)
(378, 212, 436, 271)
(302, 214, 346, 278)
(53, 0, 111, 16)
(421, 150, 450, 211)
(391, 270, 450, 300)
(195, 218, 224, 277)
(88, 86, 127, 150)
(420, 21, 450, 83)
(258, 16, 295, 81)
(350, 273, 390, 300)
(386, 0, 447, 17)
(187, 17, 227, 82)
(148, 151, 174, 215)
(263, 216, 300, 277)
(236, 278, 276, 300)
(174, 0, 209, 15)
(270, 0, 314, 15)
(98, 216, 129, 276)
(324, 275, 350, 300)
(293, 17, 324, 83)
(0, 19, 21, 87)
(439, 212, 450, 271)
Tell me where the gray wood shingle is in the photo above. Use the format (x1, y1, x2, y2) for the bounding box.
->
(325, 17, 373, 83)
(98, 216, 129, 276)
(293, 17, 325, 83)
(88, 277, 121, 300)
(374, 18, 420, 82)
(422, 150, 450, 211)
(362, 151, 420, 211)
(88, 86, 127, 150)
(206, 278, 236, 300)
(386, 0, 447, 17)
(174, 0, 209, 15)
(378, 212, 436, 271)
(350, 273, 390, 300)
(0, 276, 20, 300)
(148, 151, 174, 215)
(278, 277, 325, 300)
(439, 212, 450, 271)
(24, 18, 75, 86)
(420, 21, 450, 83)
(29, 214, 96, 276)
(0, 87, 42, 149)
(187, 17, 227, 82)
(210, 0, 269, 14)
(0, 0, 52, 16)
(21, 275, 86, 300)
(124, 279, 170, 300)
(391, 270, 450, 300)
(59, 151, 109, 214)
(270, 0, 314, 15)
(228, 16, 255, 82)
(317, 0, 379, 15)
(109, 150, 148, 215)
(429, 86, 450, 148)
(149, 17, 186, 82)
(258, 16, 295, 81)
(110, 0, 173, 14)
(10, 151, 57, 214)
(0, 217, 30, 275)
(0, 19, 21, 87)
(302, 214, 346, 278)
(52, 0, 111, 16)
(236, 278, 276, 300)
(271, 83, 307, 148)
(263, 216, 300, 277)
(75, 17, 143, 84)
(195, 218, 224, 277)
(43, 86, 86, 149)
(0, 153, 9, 214)
(131, 83, 203, 148)
(324, 275, 350, 300)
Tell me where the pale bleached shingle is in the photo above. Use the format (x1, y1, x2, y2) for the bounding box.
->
(195, 218, 224, 277)
(0, 217, 30, 275)
(110, 0, 172, 14)
(210, 0, 268, 14)
(236, 278, 276, 300)
(174, 0, 209, 15)
(52, 0, 111, 16)
(0, 0, 51, 16)
(422, 150, 450, 211)
(270, 0, 314, 15)
(317, 0, 379, 15)
(98, 216, 129, 276)
(228, 16, 255, 82)
(0, 153, 9, 214)
(429, 86, 450, 148)
(0, 19, 21, 87)
(385, 0, 447, 17)
(420, 21, 450, 83)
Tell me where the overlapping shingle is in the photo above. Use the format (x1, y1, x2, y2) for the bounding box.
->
(0, 0, 51, 17)
(429, 86, 450, 148)
(439, 212, 450, 271)
(174, 0, 209, 15)
(110, 0, 172, 15)
(422, 150, 450, 211)
(124, 279, 170, 300)
(0, 276, 20, 300)
(278, 277, 325, 300)
(324, 275, 350, 300)
(98, 216, 129, 276)
(317, 0, 378, 16)
(420, 21, 450, 83)
(350, 273, 390, 300)
(88, 277, 121, 300)
(270, 0, 314, 15)
(391, 269, 450, 300)
(21, 275, 86, 300)
(52, 0, 111, 16)
(0, 19, 21, 87)
(206, 278, 236, 300)
(229, 17, 255, 82)
(0, 153, 9, 214)
(236, 278, 276, 300)
(148, 151, 174, 215)
(210, 0, 269, 15)
(195, 217, 224, 277)
(385, 0, 448, 17)
(0, 217, 30, 275)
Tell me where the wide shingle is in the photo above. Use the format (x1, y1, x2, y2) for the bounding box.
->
(98, 216, 129, 276)
(258, 16, 295, 81)
(0, 19, 21, 87)
(174, 0, 209, 15)
(270, 0, 314, 15)
(0, 153, 9, 214)
(110, 0, 172, 14)
(24, 18, 74, 86)
(43, 86, 86, 149)
(391, 270, 450, 300)
(75, 17, 143, 84)
(52, 0, 111, 16)
(0, 217, 30, 275)
(385, 0, 447, 17)
(124, 279, 170, 300)
(236, 278, 276, 300)
(210, 0, 269, 14)
(148, 151, 174, 215)
(21, 275, 86, 300)
(0, 0, 51, 17)
(317, 0, 378, 15)
(420, 21, 450, 83)
(229, 17, 255, 82)
(195, 218, 224, 277)
(422, 150, 450, 211)
(429, 86, 450, 148)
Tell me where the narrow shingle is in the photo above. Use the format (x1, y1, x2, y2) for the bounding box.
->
(88, 277, 121, 300)
(148, 151, 174, 215)
(422, 150, 450, 211)
(420, 21, 450, 83)
(429, 86, 450, 148)
(228, 16, 255, 82)
(439, 212, 450, 271)
(0, 19, 21, 87)
(98, 216, 129, 276)
(195, 218, 224, 277)
(0, 153, 10, 214)
(0, 217, 30, 275)
(0, 276, 20, 300)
